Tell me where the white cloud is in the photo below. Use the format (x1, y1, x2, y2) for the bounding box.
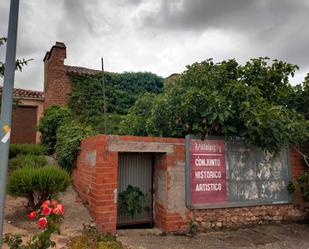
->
(0, 0, 308, 90)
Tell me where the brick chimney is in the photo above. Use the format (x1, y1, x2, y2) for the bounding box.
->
(43, 42, 71, 108)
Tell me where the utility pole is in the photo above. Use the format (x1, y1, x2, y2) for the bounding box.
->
(101, 57, 107, 134)
(0, 0, 20, 246)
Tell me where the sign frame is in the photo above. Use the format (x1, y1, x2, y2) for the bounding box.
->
(185, 135, 293, 209)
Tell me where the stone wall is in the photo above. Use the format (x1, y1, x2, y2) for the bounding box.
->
(194, 204, 305, 232)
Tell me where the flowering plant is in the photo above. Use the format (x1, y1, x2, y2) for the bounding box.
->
(4, 199, 65, 249)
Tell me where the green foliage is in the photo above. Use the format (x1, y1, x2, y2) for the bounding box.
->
(96, 241, 123, 249)
(4, 229, 57, 249)
(68, 72, 164, 132)
(240, 103, 308, 153)
(119, 93, 156, 136)
(9, 144, 44, 159)
(187, 219, 198, 237)
(103, 113, 125, 135)
(67, 225, 123, 249)
(288, 172, 309, 201)
(7, 166, 70, 209)
(55, 119, 95, 172)
(0, 37, 32, 78)
(123, 58, 309, 153)
(287, 181, 297, 193)
(285, 74, 309, 120)
(8, 154, 47, 173)
(119, 185, 148, 217)
(38, 105, 72, 155)
(4, 234, 24, 249)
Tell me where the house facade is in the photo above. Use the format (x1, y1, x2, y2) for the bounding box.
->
(0, 87, 44, 144)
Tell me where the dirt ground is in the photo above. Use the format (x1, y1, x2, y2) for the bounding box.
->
(117, 223, 309, 249)
(2, 185, 93, 249)
(3, 187, 309, 249)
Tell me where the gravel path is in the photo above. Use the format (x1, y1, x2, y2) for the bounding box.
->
(117, 223, 309, 249)
(3, 187, 309, 249)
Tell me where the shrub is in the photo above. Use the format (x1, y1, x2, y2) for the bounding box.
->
(38, 105, 72, 155)
(9, 144, 44, 158)
(119, 185, 149, 217)
(7, 166, 70, 209)
(67, 225, 123, 249)
(288, 172, 309, 201)
(55, 120, 94, 172)
(96, 241, 123, 249)
(8, 154, 47, 172)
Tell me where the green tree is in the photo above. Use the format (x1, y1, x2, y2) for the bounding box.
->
(0, 37, 32, 77)
(123, 58, 309, 153)
(119, 93, 157, 136)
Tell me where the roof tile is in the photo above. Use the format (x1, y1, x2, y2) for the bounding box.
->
(0, 86, 44, 100)
(64, 65, 102, 76)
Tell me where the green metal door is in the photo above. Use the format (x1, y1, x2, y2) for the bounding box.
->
(117, 153, 153, 226)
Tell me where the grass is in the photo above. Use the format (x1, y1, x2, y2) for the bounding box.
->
(67, 225, 123, 249)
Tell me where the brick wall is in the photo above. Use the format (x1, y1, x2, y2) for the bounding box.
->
(73, 135, 308, 234)
(72, 135, 118, 233)
(43, 42, 71, 108)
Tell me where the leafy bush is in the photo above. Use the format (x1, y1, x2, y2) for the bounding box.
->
(55, 120, 94, 172)
(7, 166, 70, 209)
(119, 93, 157, 136)
(288, 172, 309, 201)
(38, 105, 72, 155)
(9, 144, 44, 158)
(68, 225, 123, 249)
(119, 185, 149, 217)
(8, 154, 47, 173)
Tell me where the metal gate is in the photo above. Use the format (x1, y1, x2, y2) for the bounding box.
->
(117, 153, 153, 226)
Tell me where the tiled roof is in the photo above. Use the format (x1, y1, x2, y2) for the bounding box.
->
(64, 65, 102, 76)
(0, 86, 44, 100)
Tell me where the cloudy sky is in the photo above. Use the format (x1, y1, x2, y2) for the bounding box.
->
(0, 0, 309, 91)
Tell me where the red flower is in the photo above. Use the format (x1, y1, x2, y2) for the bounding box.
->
(50, 200, 58, 206)
(37, 217, 47, 229)
(41, 200, 50, 208)
(52, 204, 65, 215)
(27, 211, 37, 219)
(42, 207, 52, 216)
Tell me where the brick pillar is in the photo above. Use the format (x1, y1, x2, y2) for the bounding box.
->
(43, 42, 71, 107)
(153, 140, 190, 232)
(90, 136, 118, 234)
